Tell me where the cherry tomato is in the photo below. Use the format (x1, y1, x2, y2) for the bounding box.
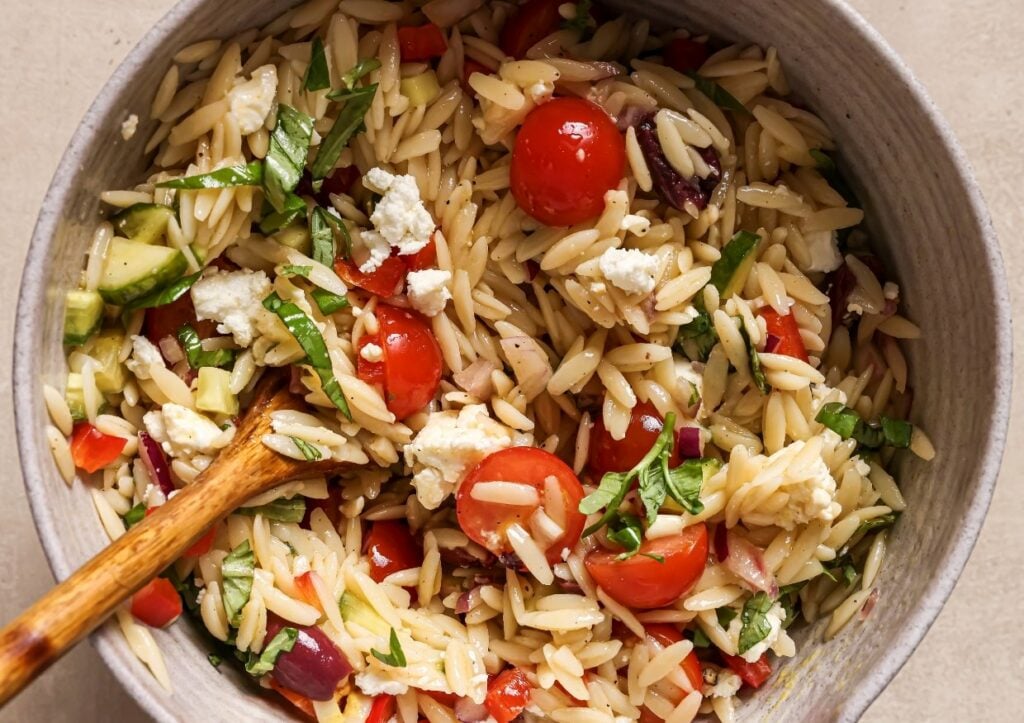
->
(663, 37, 710, 73)
(721, 652, 773, 688)
(584, 523, 708, 609)
(499, 0, 563, 59)
(511, 98, 625, 226)
(69, 423, 127, 473)
(355, 304, 443, 420)
(335, 256, 407, 298)
(588, 400, 681, 479)
(356, 333, 386, 387)
(143, 293, 217, 348)
(485, 667, 532, 723)
(293, 571, 324, 612)
(402, 233, 438, 272)
(302, 483, 343, 528)
(130, 578, 182, 628)
(144, 507, 215, 557)
(398, 23, 448, 61)
(462, 58, 491, 89)
(364, 521, 422, 583)
(759, 308, 809, 362)
(320, 165, 361, 198)
(367, 694, 397, 723)
(645, 624, 704, 691)
(457, 447, 586, 563)
(268, 678, 317, 718)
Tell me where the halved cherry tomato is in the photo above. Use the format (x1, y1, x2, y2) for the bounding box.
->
(722, 652, 773, 689)
(510, 98, 625, 226)
(356, 334, 386, 386)
(294, 571, 324, 612)
(499, 0, 563, 59)
(320, 165, 361, 199)
(143, 293, 217, 348)
(335, 256, 407, 298)
(663, 37, 710, 73)
(69, 423, 127, 473)
(584, 523, 708, 609)
(759, 307, 809, 362)
(269, 678, 316, 719)
(462, 58, 491, 89)
(144, 507, 215, 556)
(398, 23, 447, 61)
(457, 447, 586, 563)
(403, 233, 438, 272)
(645, 624, 704, 690)
(302, 483, 343, 528)
(485, 667, 531, 723)
(364, 520, 422, 582)
(355, 304, 442, 420)
(367, 694, 397, 723)
(130, 578, 182, 628)
(587, 400, 681, 479)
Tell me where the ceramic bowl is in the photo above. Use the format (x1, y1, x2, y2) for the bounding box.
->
(14, 0, 1011, 720)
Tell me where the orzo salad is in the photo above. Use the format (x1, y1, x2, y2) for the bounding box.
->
(44, 0, 935, 721)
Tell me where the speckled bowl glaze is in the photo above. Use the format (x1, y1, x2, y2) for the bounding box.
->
(14, 0, 1011, 720)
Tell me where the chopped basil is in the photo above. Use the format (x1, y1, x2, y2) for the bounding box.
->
(221, 540, 255, 627)
(178, 325, 236, 369)
(280, 265, 312, 278)
(676, 300, 717, 362)
(739, 322, 769, 394)
(777, 582, 805, 629)
(665, 459, 716, 516)
(333, 58, 382, 96)
(122, 502, 147, 529)
(207, 653, 223, 668)
(880, 417, 912, 448)
(310, 206, 338, 267)
(563, 0, 592, 33)
(312, 83, 378, 180)
(264, 105, 315, 214)
(691, 627, 711, 648)
(810, 149, 859, 208)
(290, 436, 323, 461)
(686, 72, 751, 115)
(815, 402, 915, 450)
(842, 564, 858, 587)
(259, 192, 307, 235)
(688, 384, 701, 407)
(606, 512, 644, 559)
(737, 591, 774, 654)
(156, 161, 264, 189)
(856, 512, 899, 536)
(302, 36, 331, 92)
(312, 288, 350, 314)
(815, 402, 860, 438)
(237, 497, 307, 523)
(167, 568, 202, 614)
(244, 626, 298, 676)
(122, 271, 202, 313)
(263, 292, 351, 419)
(372, 628, 407, 668)
(716, 606, 738, 629)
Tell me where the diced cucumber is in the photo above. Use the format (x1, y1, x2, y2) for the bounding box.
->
(90, 330, 126, 394)
(98, 239, 188, 305)
(63, 290, 104, 346)
(709, 231, 760, 299)
(196, 367, 238, 415)
(66, 373, 86, 421)
(112, 204, 176, 245)
(273, 224, 311, 255)
(400, 70, 441, 107)
(339, 591, 390, 636)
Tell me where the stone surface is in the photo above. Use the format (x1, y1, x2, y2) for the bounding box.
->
(0, 0, 1021, 721)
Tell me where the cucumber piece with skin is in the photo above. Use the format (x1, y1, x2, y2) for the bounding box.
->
(98, 239, 188, 305)
(709, 231, 760, 299)
(63, 290, 104, 346)
(196, 367, 239, 415)
(338, 591, 390, 636)
(273, 224, 312, 255)
(66, 373, 86, 421)
(112, 204, 175, 245)
(90, 330, 126, 394)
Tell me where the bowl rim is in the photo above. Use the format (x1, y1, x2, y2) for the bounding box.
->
(13, 0, 1011, 721)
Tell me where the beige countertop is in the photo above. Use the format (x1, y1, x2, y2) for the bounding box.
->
(1, 1, 1021, 720)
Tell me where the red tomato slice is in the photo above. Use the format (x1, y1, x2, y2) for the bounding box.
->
(584, 523, 708, 609)
(510, 98, 625, 226)
(587, 400, 681, 479)
(402, 233, 438, 272)
(367, 694, 397, 723)
(356, 333, 387, 386)
(269, 678, 317, 719)
(663, 37, 710, 73)
(335, 256, 407, 298)
(69, 423, 127, 473)
(645, 624, 704, 691)
(143, 293, 217, 348)
(485, 667, 532, 723)
(293, 571, 324, 612)
(759, 308, 809, 362)
(457, 447, 586, 563)
(722, 652, 773, 689)
(398, 23, 448, 62)
(364, 520, 422, 582)
(499, 0, 563, 59)
(130, 578, 183, 628)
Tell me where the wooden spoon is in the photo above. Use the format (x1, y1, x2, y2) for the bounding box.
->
(0, 371, 349, 705)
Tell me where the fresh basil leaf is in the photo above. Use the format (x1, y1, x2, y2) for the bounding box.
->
(311, 288, 350, 314)
(737, 591, 775, 654)
(122, 502, 147, 529)
(264, 105, 315, 214)
(312, 84, 377, 180)
(606, 513, 644, 559)
(310, 206, 337, 267)
(842, 564, 858, 587)
(580, 471, 630, 535)
(688, 385, 701, 407)
(332, 58, 382, 95)
(156, 162, 264, 189)
(880, 417, 912, 448)
(562, 0, 592, 33)
(692, 627, 711, 648)
(259, 192, 307, 234)
(262, 292, 351, 419)
(237, 497, 307, 523)
(178, 325, 236, 369)
(856, 512, 899, 536)
(221, 540, 255, 627)
(244, 626, 298, 676)
(303, 36, 331, 92)
(641, 553, 665, 563)
(739, 322, 769, 394)
(815, 402, 860, 439)
(207, 653, 223, 668)
(280, 265, 312, 278)
(810, 149, 859, 208)
(637, 460, 668, 527)
(372, 628, 407, 668)
(716, 606, 738, 629)
(778, 582, 805, 629)
(665, 459, 711, 515)
(123, 271, 202, 313)
(676, 297, 717, 362)
(686, 72, 751, 115)
(166, 568, 202, 614)
(291, 436, 323, 461)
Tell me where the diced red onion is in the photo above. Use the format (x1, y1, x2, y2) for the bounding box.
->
(455, 697, 490, 722)
(719, 528, 778, 597)
(455, 586, 483, 615)
(615, 104, 652, 131)
(763, 334, 781, 354)
(289, 366, 307, 395)
(860, 588, 880, 620)
(453, 359, 497, 399)
(138, 432, 175, 497)
(676, 427, 703, 459)
(266, 616, 352, 701)
(635, 113, 721, 213)
(158, 336, 185, 365)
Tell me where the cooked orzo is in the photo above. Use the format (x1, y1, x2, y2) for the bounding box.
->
(47, 0, 933, 720)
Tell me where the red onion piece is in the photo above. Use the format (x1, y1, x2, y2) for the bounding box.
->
(764, 334, 781, 354)
(455, 697, 490, 723)
(266, 616, 352, 701)
(138, 432, 175, 497)
(615, 104, 652, 131)
(453, 359, 497, 399)
(455, 587, 483, 615)
(676, 427, 703, 459)
(714, 524, 729, 562)
(635, 113, 721, 213)
(860, 588, 880, 619)
(289, 366, 307, 395)
(720, 529, 778, 597)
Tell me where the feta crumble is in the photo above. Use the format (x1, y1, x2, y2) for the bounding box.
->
(620, 213, 651, 237)
(355, 670, 409, 697)
(598, 247, 659, 295)
(736, 439, 839, 530)
(358, 168, 435, 273)
(406, 268, 452, 317)
(190, 269, 274, 347)
(359, 343, 384, 362)
(228, 64, 278, 135)
(125, 335, 165, 380)
(143, 404, 232, 458)
(728, 602, 789, 663)
(120, 114, 139, 141)
(704, 668, 743, 698)
(803, 230, 843, 273)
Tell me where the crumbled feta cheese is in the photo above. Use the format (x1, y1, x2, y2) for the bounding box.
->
(736, 440, 839, 530)
(406, 269, 452, 317)
(883, 281, 900, 300)
(803, 230, 843, 273)
(228, 64, 278, 135)
(143, 404, 231, 458)
(646, 515, 685, 539)
(358, 168, 435, 273)
(355, 228, 392, 275)
(120, 114, 139, 141)
(728, 602, 788, 663)
(620, 214, 651, 237)
(704, 668, 743, 698)
(126, 335, 165, 380)
(404, 405, 518, 510)
(142, 483, 166, 508)
(190, 269, 274, 346)
(359, 343, 384, 362)
(598, 248, 659, 295)
(355, 670, 409, 697)
(292, 555, 311, 576)
(528, 82, 554, 103)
